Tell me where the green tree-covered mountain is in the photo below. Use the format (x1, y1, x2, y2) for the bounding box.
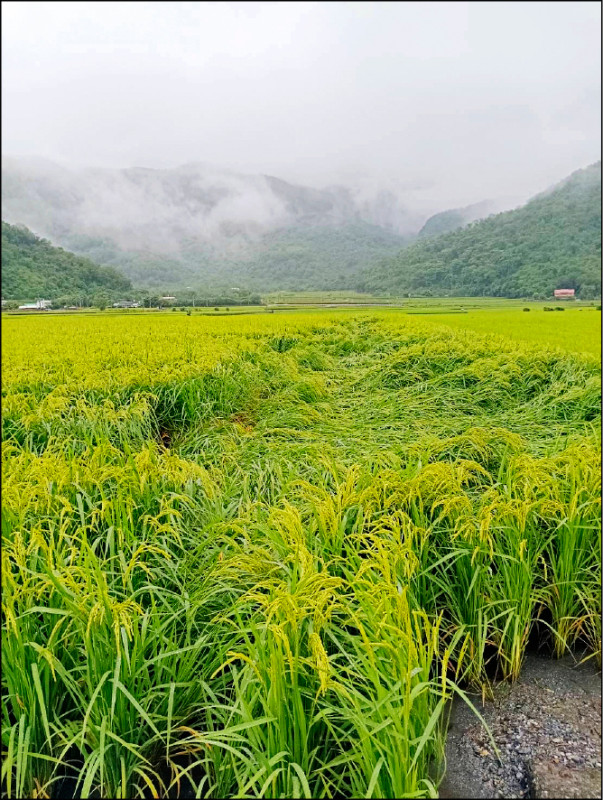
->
(1, 221, 132, 300)
(361, 162, 601, 298)
(229, 222, 409, 292)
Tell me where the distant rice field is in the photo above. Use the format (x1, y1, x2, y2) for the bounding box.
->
(2, 308, 600, 798)
(408, 306, 601, 355)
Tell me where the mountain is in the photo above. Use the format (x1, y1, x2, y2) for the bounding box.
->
(360, 162, 602, 299)
(1, 158, 418, 290)
(1, 221, 131, 300)
(417, 198, 519, 239)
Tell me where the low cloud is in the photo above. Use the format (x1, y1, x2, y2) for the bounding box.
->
(2, 1, 600, 213)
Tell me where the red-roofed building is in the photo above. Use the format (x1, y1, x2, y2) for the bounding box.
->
(554, 288, 575, 299)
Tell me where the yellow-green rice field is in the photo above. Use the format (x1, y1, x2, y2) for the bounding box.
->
(2, 308, 601, 798)
(416, 306, 601, 356)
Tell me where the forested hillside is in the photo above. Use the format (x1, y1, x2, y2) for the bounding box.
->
(239, 223, 408, 291)
(1, 221, 132, 300)
(361, 162, 601, 298)
(56, 222, 408, 291)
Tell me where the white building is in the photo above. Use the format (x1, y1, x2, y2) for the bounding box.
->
(18, 299, 52, 310)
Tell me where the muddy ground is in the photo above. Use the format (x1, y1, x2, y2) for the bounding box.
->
(438, 652, 601, 799)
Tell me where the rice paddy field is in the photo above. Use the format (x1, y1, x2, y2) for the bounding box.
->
(2, 307, 601, 799)
(417, 307, 601, 356)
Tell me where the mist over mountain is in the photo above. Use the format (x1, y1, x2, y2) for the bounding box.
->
(1, 157, 427, 290)
(417, 198, 523, 239)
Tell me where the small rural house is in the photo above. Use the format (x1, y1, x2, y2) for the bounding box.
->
(553, 288, 575, 299)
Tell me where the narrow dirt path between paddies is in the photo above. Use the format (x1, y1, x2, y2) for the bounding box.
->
(2, 310, 601, 799)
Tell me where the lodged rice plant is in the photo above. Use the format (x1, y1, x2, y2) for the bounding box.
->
(2, 308, 600, 797)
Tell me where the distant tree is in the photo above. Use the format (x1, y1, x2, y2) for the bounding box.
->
(92, 290, 110, 310)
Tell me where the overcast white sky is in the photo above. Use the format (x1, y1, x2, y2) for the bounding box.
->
(2, 1, 601, 208)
